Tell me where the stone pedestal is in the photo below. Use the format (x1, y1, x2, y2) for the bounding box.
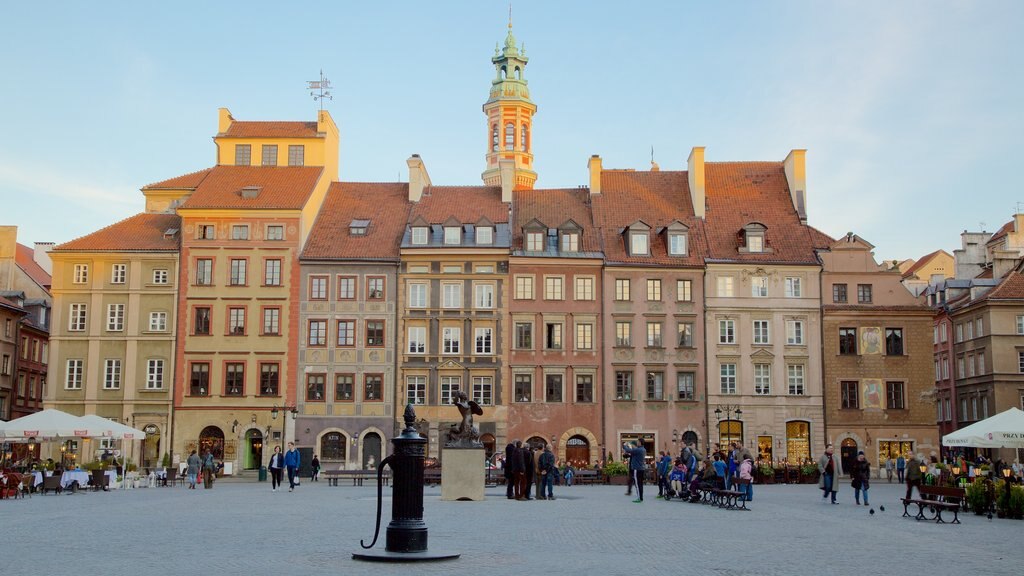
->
(441, 448, 485, 501)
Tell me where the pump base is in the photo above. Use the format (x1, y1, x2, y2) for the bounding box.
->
(351, 549, 460, 563)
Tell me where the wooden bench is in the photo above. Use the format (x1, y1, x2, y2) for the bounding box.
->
(322, 469, 391, 487)
(423, 468, 441, 486)
(901, 485, 964, 524)
(709, 477, 751, 510)
(573, 469, 601, 485)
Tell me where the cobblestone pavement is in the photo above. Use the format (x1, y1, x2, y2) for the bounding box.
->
(4, 479, 1021, 576)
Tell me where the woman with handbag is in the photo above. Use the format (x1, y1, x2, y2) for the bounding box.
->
(268, 446, 284, 492)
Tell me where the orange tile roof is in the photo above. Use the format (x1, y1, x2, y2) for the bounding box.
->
(978, 271, 1024, 300)
(703, 162, 820, 265)
(54, 213, 181, 252)
(974, 268, 994, 279)
(807, 226, 836, 250)
(143, 168, 213, 190)
(0, 295, 26, 314)
(16, 243, 51, 289)
(177, 166, 324, 210)
(302, 182, 411, 261)
(987, 220, 1014, 245)
(590, 170, 706, 266)
(901, 249, 952, 279)
(410, 186, 509, 224)
(512, 188, 601, 253)
(223, 121, 319, 138)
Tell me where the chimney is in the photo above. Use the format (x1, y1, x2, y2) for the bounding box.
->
(499, 158, 515, 203)
(407, 154, 431, 203)
(588, 155, 602, 195)
(992, 250, 1017, 280)
(783, 149, 807, 223)
(33, 242, 54, 275)
(217, 107, 234, 134)
(687, 147, 706, 219)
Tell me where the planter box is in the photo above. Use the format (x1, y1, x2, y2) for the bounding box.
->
(606, 475, 629, 485)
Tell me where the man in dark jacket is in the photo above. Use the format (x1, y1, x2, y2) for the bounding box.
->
(510, 440, 526, 500)
(522, 443, 535, 500)
(905, 453, 924, 500)
(504, 441, 517, 499)
(284, 442, 300, 492)
(623, 440, 647, 502)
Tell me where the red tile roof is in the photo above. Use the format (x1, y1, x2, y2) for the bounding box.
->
(222, 121, 319, 138)
(512, 188, 600, 253)
(978, 271, 1024, 300)
(703, 162, 820, 265)
(0, 295, 26, 314)
(410, 186, 508, 224)
(974, 268, 994, 279)
(143, 168, 213, 190)
(901, 249, 952, 279)
(302, 182, 411, 261)
(175, 166, 324, 210)
(16, 243, 51, 289)
(807, 226, 836, 250)
(591, 170, 706, 266)
(54, 213, 181, 252)
(987, 220, 1014, 245)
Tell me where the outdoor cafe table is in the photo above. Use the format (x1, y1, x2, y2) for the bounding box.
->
(60, 470, 116, 489)
(32, 471, 44, 487)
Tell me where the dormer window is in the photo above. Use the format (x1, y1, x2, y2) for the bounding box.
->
(411, 227, 428, 245)
(740, 222, 770, 254)
(349, 219, 369, 236)
(748, 235, 764, 253)
(476, 226, 493, 245)
(664, 221, 689, 256)
(444, 226, 461, 245)
(526, 232, 543, 251)
(561, 233, 579, 252)
(630, 233, 648, 255)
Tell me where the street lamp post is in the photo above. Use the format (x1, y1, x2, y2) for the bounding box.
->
(270, 405, 298, 451)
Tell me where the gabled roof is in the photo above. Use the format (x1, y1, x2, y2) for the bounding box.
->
(167, 165, 324, 210)
(0, 295, 26, 315)
(987, 220, 1015, 245)
(301, 182, 410, 261)
(142, 168, 214, 190)
(409, 186, 508, 224)
(977, 271, 1024, 301)
(54, 213, 181, 252)
(901, 249, 953, 279)
(222, 121, 319, 139)
(513, 188, 601, 254)
(16, 243, 51, 289)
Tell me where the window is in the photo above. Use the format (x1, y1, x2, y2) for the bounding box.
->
(630, 232, 649, 255)
(719, 319, 735, 344)
(935, 360, 942, 381)
(615, 371, 633, 400)
(615, 279, 630, 301)
(260, 363, 279, 396)
(265, 225, 284, 241)
(521, 124, 529, 151)
(785, 277, 801, 298)
(646, 279, 662, 301)
(747, 234, 764, 253)
(364, 374, 383, 401)
(66, 359, 84, 389)
(195, 259, 213, 285)
(505, 122, 514, 150)
(978, 351, 985, 374)
(1, 354, 8, 375)
(362, 277, 383, 300)
(309, 276, 327, 300)
(717, 276, 734, 297)
(476, 226, 493, 245)
(886, 381, 905, 409)
(111, 264, 127, 284)
(406, 282, 427, 308)
(885, 328, 904, 355)
(302, 373, 324, 401)
(228, 307, 246, 335)
(308, 320, 327, 346)
(786, 320, 804, 345)
(972, 396, 978, 420)
(677, 279, 692, 302)
(513, 276, 534, 300)
(955, 324, 963, 343)
(1017, 316, 1024, 335)
(976, 318, 984, 337)
(677, 373, 694, 401)
(560, 232, 578, 252)
(190, 363, 210, 396)
(69, 303, 87, 331)
(942, 357, 949, 379)
(151, 269, 168, 284)
(940, 323, 947, 342)
(440, 376, 460, 405)
(73, 264, 89, 284)
(833, 283, 847, 303)
(668, 233, 687, 255)
(720, 364, 737, 394)
(545, 374, 563, 402)
(968, 354, 976, 377)
(475, 284, 494, 309)
(754, 364, 771, 395)
(231, 225, 249, 240)
(194, 307, 211, 335)
(264, 260, 281, 286)
(857, 284, 873, 303)
(615, 321, 632, 347)
(576, 374, 594, 403)
(391, 375, 421, 408)
(966, 321, 973, 340)
(646, 322, 662, 347)
(751, 277, 768, 297)
(545, 322, 563, 349)
(288, 145, 304, 166)
(365, 320, 384, 347)
(405, 326, 426, 354)
(646, 372, 664, 400)
(442, 327, 461, 354)
(514, 322, 532, 349)
(225, 363, 244, 396)
(146, 359, 164, 390)
(472, 376, 493, 405)
(442, 283, 462, 309)
(443, 226, 461, 245)
(933, 326, 939, 344)
(107, 304, 125, 331)
(335, 374, 354, 401)
(677, 322, 693, 347)
(526, 232, 544, 251)
(235, 144, 251, 165)
(103, 359, 121, 389)
(337, 276, 355, 300)
(411, 226, 428, 245)
(839, 328, 857, 355)
(261, 144, 278, 166)
(197, 225, 216, 240)
(753, 320, 770, 345)
(262, 308, 279, 335)
(515, 374, 532, 402)
(149, 311, 167, 332)
(787, 365, 805, 395)
(544, 276, 563, 300)
(575, 277, 594, 301)
(576, 323, 593, 351)
(475, 327, 493, 354)
(957, 356, 965, 378)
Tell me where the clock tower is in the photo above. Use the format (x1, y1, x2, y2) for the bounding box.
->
(481, 20, 537, 190)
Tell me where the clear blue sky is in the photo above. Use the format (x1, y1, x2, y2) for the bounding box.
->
(1, 1, 1021, 262)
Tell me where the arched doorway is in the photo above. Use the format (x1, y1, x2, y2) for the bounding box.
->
(840, 438, 858, 474)
(142, 424, 160, 470)
(362, 433, 382, 469)
(480, 433, 496, 461)
(526, 435, 548, 449)
(321, 432, 346, 464)
(565, 435, 590, 467)
(199, 426, 224, 460)
(244, 429, 263, 470)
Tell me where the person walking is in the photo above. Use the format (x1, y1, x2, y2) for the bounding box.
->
(185, 450, 201, 490)
(905, 452, 924, 501)
(851, 451, 871, 506)
(310, 454, 321, 482)
(884, 456, 894, 483)
(817, 444, 840, 504)
(268, 446, 284, 491)
(896, 453, 906, 484)
(539, 443, 556, 500)
(202, 449, 216, 489)
(284, 442, 300, 492)
(623, 440, 647, 503)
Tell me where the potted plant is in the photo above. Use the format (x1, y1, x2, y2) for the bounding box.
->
(995, 480, 1010, 518)
(758, 464, 774, 484)
(800, 463, 819, 483)
(602, 461, 629, 485)
(965, 479, 988, 515)
(1010, 485, 1024, 520)
(161, 452, 171, 469)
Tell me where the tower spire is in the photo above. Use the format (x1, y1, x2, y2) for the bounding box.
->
(482, 15, 537, 190)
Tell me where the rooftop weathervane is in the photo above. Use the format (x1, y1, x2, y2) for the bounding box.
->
(308, 70, 333, 111)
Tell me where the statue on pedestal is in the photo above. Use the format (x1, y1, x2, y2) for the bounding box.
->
(445, 391, 484, 448)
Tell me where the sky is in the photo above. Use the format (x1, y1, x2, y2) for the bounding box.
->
(1, 1, 1021, 262)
